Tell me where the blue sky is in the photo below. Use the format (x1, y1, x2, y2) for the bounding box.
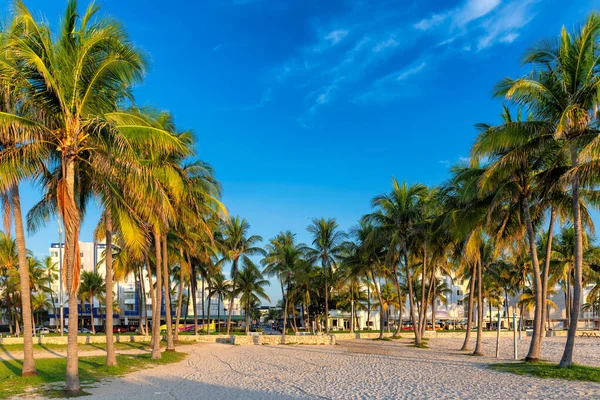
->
(6, 0, 600, 302)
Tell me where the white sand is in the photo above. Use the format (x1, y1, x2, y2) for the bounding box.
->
(38, 336, 600, 399)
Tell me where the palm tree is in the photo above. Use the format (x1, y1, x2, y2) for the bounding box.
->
(78, 271, 106, 335)
(262, 231, 304, 335)
(235, 260, 270, 333)
(209, 273, 232, 333)
(0, 2, 186, 390)
(31, 292, 52, 329)
(365, 179, 427, 345)
(305, 218, 345, 334)
(373, 282, 399, 333)
(218, 217, 264, 335)
(471, 107, 557, 361)
(495, 13, 600, 367)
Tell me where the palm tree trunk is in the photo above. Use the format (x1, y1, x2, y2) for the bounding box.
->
(206, 277, 212, 336)
(104, 213, 116, 365)
(89, 294, 96, 335)
(393, 272, 403, 337)
(367, 282, 371, 330)
(522, 196, 543, 362)
(217, 295, 221, 333)
(432, 282, 437, 333)
(245, 302, 250, 334)
(539, 207, 555, 347)
(62, 160, 82, 392)
(162, 234, 174, 351)
(174, 264, 184, 343)
(403, 238, 421, 345)
(145, 255, 153, 337)
(461, 264, 475, 351)
(324, 257, 329, 334)
(201, 276, 205, 328)
(473, 259, 484, 355)
(226, 259, 238, 335)
(151, 229, 162, 359)
(423, 266, 435, 336)
(560, 146, 583, 368)
(11, 186, 36, 375)
(186, 252, 198, 335)
(371, 270, 384, 339)
(282, 281, 289, 337)
(419, 245, 427, 336)
(138, 266, 146, 336)
(350, 285, 354, 334)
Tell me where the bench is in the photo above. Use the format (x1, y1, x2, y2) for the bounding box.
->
(580, 332, 600, 338)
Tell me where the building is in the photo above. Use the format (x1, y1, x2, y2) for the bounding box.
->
(48, 241, 244, 331)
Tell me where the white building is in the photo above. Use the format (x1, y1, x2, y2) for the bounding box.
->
(48, 241, 243, 330)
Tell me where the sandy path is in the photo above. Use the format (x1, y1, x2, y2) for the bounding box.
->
(33, 336, 600, 399)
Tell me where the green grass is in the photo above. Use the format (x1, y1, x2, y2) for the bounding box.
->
(372, 337, 392, 342)
(331, 330, 381, 334)
(0, 351, 186, 398)
(490, 362, 600, 383)
(0, 342, 152, 354)
(0, 340, 197, 355)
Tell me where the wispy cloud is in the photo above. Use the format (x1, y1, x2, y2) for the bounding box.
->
(324, 29, 349, 46)
(414, 0, 537, 51)
(354, 59, 430, 104)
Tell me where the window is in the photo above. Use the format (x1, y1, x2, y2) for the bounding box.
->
(125, 304, 135, 311)
(51, 251, 59, 258)
(457, 300, 463, 306)
(80, 252, 84, 257)
(457, 290, 462, 296)
(125, 292, 135, 300)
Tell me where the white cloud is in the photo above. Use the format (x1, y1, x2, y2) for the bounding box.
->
(324, 29, 349, 45)
(454, 0, 501, 27)
(373, 37, 399, 52)
(414, 13, 450, 31)
(396, 62, 427, 81)
(354, 59, 430, 104)
(500, 32, 520, 43)
(414, 0, 536, 52)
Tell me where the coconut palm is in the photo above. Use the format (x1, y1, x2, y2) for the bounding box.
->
(209, 272, 232, 333)
(262, 231, 304, 334)
(0, 2, 187, 390)
(78, 271, 106, 335)
(218, 217, 264, 335)
(495, 13, 600, 367)
(305, 218, 345, 334)
(365, 179, 428, 345)
(235, 260, 270, 333)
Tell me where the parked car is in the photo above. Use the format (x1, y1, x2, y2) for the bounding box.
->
(78, 327, 92, 334)
(36, 327, 50, 335)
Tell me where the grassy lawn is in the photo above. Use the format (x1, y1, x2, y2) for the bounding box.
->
(0, 351, 186, 398)
(490, 362, 600, 383)
(0, 340, 197, 355)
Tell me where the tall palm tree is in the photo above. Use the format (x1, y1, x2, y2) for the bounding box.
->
(495, 13, 600, 367)
(365, 179, 427, 345)
(0, 2, 186, 390)
(305, 218, 345, 334)
(262, 231, 303, 335)
(218, 217, 264, 335)
(78, 271, 106, 335)
(236, 260, 270, 333)
(209, 272, 232, 333)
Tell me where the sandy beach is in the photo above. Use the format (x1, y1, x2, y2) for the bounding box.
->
(30, 335, 600, 399)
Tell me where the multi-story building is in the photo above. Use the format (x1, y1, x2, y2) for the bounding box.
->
(48, 241, 243, 331)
